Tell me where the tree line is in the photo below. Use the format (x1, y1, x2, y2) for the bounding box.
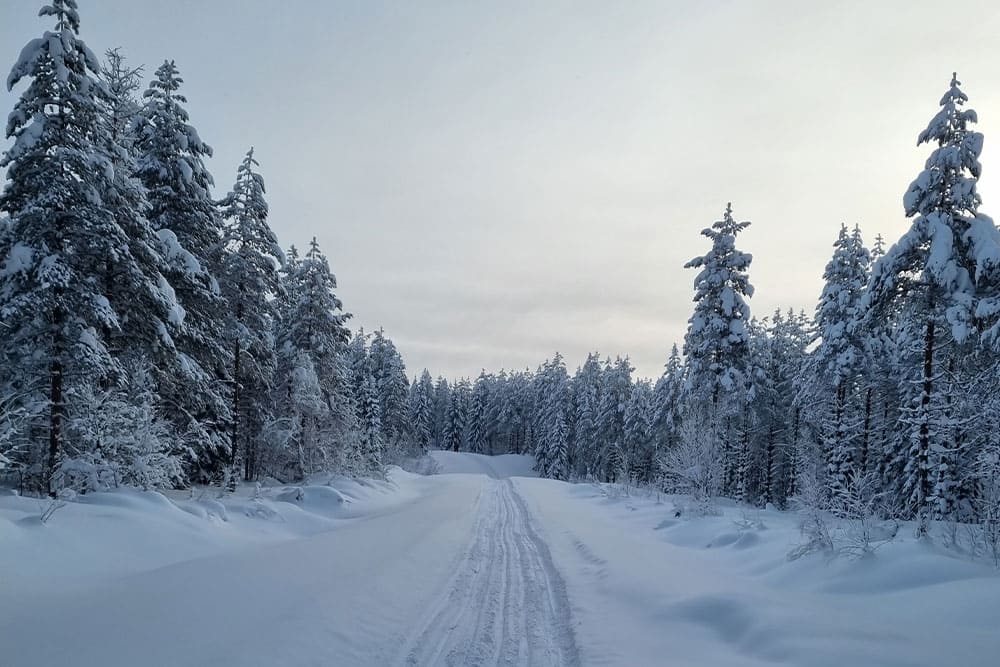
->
(4, 3, 1000, 541)
(416, 74, 1000, 535)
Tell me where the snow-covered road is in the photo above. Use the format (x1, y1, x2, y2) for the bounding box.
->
(2, 459, 579, 667)
(3, 451, 999, 666)
(400, 478, 577, 666)
(2, 475, 473, 666)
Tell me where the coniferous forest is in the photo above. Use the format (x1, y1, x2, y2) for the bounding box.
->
(0, 1, 406, 494)
(3, 0, 1000, 549)
(5, 4, 1000, 666)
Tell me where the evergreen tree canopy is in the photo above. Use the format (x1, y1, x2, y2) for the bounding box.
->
(683, 203, 754, 404)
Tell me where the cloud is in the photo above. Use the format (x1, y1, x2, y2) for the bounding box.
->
(4, 0, 1000, 381)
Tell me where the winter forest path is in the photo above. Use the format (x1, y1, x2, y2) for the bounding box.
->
(5, 456, 999, 666)
(397, 477, 579, 666)
(0, 459, 580, 667)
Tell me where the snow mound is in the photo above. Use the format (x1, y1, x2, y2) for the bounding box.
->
(175, 497, 230, 523)
(74, 488, 178, 511)
(275, 485, 348, 512)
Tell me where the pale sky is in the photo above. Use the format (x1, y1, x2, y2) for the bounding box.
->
(4, 0, 1000, 379)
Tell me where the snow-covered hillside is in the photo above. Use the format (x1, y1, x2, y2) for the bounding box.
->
(2, 453, 998, 666)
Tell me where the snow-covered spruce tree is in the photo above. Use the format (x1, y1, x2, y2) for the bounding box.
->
(508, 370, 534, 455)
(741, 309, 810, 507)
(468, 371, 491, 454)
(768, 309, 811, 507)
(134, 59, 232, 482)
(0, 1, 140, 493)
(534, 355, 571, 480)
(346, 329, 369, 406)
(367, 328, 411, 456)
(432, 376, 451, 449)
(88, 47, 194, 489)
(530, 364, 550, 475)
(729, 317, 766, 503)
(846, 226, 882, 476)
(444, 379, 471, 452)
(682, 203, 755, 497)
(748, 314, 781, 506)
(842, 230, 907, 516)
(355, 364, 384, 476)
(651, 344, 685, 466)
(623, 380, 656, 483)
(96, 49, 184, 377)
(489, 372, 508, 454)
(408, 370, 435, 453)
(297, 238, 353, 418)
(489, 370, 513, 454)
(217, 149, 283, 481)
(596, 356, 633, 482)
(867, 314, 917, 516)
(871, 233, 887, 262)
(807, 224, 871, 501)
(266, 245, 303, 478)
(571, 352, 603, 478)
(862, 74, 993, 529)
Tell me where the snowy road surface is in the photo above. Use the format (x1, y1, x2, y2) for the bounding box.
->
(3, 451, 999, 666)
(2, 471, 491, 666)
(400, 478, 577, 666)
(1, 457, 579, 667)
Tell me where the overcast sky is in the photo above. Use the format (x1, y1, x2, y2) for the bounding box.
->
(4, 0, 1000, 380)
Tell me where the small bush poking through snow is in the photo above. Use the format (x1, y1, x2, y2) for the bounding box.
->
(789, 468, 898, 560)
(37, 489, 75, 525)
(659, 416, 723, 517)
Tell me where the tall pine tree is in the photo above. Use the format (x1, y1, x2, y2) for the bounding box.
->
(134, 59, 232, 481)
(864, 74, 989, 527)
(682, 203, 755, 495)
(217, 149, 283, 481)
(1, 1, 134, 492)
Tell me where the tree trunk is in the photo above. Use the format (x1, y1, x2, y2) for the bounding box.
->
(861, 386, 873, 473)
(917, 311, 935, 534)
(765, 425, 775, 506)
(832, 381, 846, 486)
(231, 340, 241, 470)
(787, 406, 801, 500)
(47, 355, 64, 497)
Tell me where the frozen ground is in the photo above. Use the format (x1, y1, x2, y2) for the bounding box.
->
(1, 452, 998, 666)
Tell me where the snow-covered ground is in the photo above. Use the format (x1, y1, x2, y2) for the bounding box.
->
(2, 452, 998, 666)
(521, 481, 1000, 666)
(428, 449, 539, 478)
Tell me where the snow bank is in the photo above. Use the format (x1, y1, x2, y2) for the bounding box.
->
(516, 478, 1000, 667)
(0, 469, 489, 667)
(428, 449, 538, 478)
(0, 467, 416, 606)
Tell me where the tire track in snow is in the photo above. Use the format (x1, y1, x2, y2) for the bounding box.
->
(399, 478, 578, 666)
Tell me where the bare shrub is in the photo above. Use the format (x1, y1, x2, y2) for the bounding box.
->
(659, 412, 722, 517)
